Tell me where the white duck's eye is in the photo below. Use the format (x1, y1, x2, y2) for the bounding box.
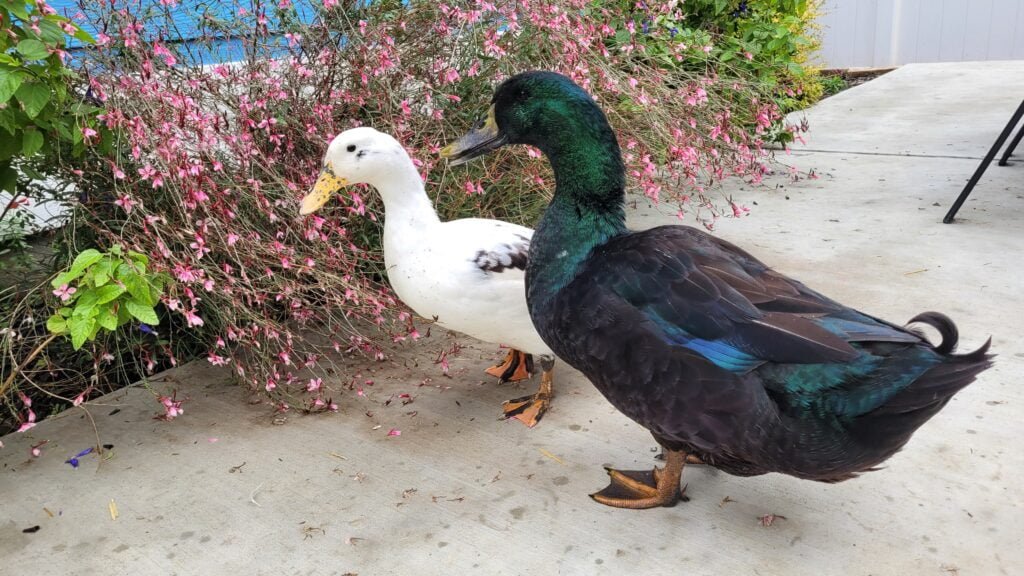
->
(346, 144, 356, 152)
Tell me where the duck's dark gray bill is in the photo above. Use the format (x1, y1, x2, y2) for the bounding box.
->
(440, 130, 508, 166)
(439, 104, 506, 166)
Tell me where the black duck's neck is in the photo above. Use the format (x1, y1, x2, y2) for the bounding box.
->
(527, 117, 627, 310)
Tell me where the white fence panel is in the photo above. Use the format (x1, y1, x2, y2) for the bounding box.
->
(816, 0, 1024, 68)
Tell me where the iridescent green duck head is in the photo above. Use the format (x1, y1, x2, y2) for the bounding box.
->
(441, 71, 621, 169)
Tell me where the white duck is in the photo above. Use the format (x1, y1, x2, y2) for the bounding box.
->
(300, 127, 556, 427)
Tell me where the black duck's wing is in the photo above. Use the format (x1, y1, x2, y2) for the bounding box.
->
(582, 225, 916, 373)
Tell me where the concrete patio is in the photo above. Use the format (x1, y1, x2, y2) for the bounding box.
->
(2, 61, 1021, 575)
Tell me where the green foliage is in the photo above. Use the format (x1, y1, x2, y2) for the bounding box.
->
(47, 245, 168, 350)
(820, 73, 847, 96)
(608, 0, 824, 116)
(1, 0, 110, 256)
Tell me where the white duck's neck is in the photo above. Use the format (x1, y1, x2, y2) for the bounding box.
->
(372, 162, 440, 231)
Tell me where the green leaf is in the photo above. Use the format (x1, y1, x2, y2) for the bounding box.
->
(68, 248, 102, 276)
(0, 163, 15, 193)
(127, 251, 149, 266)
(36, 20, 66, 46)
(69, 316, 95, 350)
(74, 289, 97, 312)
(51, 271, 75, 288)
(0, 131, 19, 162)
(94, 284, 125, 304)
(51, 249, 103, 288)
(20, 162, 43, 178)
(1, 1, 30, 20)
(54, 119, 72, 141)
(0, 68, 24, 103)
(126, 300, 159, 325)
(15, 82, 51, 119)
(16, 39, 50, 61)
(92, 261, 111, 286)
(116, 302, 131, 325)
(21, 129, 43, 156)
(0, 107, 16, 135)
(125, 274, 153, 306)
(73, 27, 95, 45)
(97, 307, 118, 331)
(46, 314, 67, 334)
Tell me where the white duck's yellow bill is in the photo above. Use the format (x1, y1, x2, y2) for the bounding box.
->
(300, 168, 348, 215)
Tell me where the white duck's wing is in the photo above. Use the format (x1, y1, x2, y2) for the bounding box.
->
(468, 226, 531, 276)
(386, 217, 550, 355)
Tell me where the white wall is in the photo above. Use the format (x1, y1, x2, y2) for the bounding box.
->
(815, 0, 1024, 68)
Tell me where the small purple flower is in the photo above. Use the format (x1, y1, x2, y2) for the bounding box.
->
(641, 19, 649, 34)
(139, 324, 155, 335)
(65, 447, 93, 468)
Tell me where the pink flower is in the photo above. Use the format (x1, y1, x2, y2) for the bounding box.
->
(306, 378, 322, 393)
(114, 195, 136, 213)
(386, 428, 401, 437)
(52, 284, 76, 302)
(157, 393, 184, 420)
(184, 309, 204, 327)
(72, 387, 92, 406)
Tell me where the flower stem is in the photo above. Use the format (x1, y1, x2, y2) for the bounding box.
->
(1, 333, 61, 398)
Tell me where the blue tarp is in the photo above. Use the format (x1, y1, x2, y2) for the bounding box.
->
(46, 0, 320, 64)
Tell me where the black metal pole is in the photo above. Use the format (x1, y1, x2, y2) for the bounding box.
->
(943, 99, 1024, 223)
(997, 121, 1024, 167)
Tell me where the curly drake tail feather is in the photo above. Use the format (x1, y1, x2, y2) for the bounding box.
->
(869, 312, 995, 420)
(907, 311, 992, 360)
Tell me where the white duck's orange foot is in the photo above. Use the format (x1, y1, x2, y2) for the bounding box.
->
(484, 349, 533, 382)
(501, 369, 554, 428)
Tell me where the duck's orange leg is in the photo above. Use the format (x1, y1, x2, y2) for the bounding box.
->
(484, 349, 533, 382)
(502, 367, 553, 428)
(590, 449, 687, 509)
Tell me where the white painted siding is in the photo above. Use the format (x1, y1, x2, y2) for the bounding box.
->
(815, 0, 1024, 68)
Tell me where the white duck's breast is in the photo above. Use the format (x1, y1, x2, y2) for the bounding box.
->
(383, 218, 551, 356)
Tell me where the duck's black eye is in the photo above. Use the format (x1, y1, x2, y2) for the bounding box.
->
(346, 144, 356, 152)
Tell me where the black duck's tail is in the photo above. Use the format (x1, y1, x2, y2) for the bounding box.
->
(872, 312, 995, 420)
(853, 312, 994, 457)
(907, 311, 992, 360)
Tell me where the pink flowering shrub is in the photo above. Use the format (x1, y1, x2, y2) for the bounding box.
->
(3, 0, 796, 429)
